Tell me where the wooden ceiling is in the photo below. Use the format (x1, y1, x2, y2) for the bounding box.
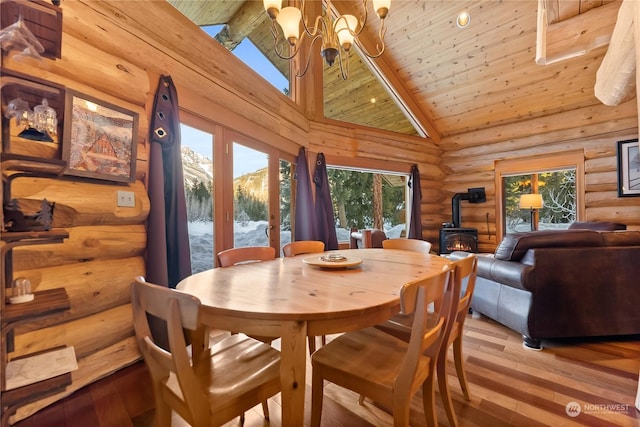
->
(167, 0, 621, 147)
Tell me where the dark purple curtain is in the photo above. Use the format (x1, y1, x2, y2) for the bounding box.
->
(293, 147, 318, 241)
(408, 164, 423, 240)
(314, 153, 339, 250)
(146, 75, 192, 289)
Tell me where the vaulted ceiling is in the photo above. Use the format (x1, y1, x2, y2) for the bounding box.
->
(168, 0, 622, 147)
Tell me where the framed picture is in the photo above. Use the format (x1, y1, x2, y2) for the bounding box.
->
(617, 139, 640, 197)
(62, 90, 138, 182)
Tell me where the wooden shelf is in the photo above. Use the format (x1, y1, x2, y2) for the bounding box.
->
(2, 288, 70, 325)
(0, 229, 68, 244)
(1, 372, 71, 426)
(0, 153, 66, 175)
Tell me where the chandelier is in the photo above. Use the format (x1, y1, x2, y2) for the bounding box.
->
(263, 0, 391, 80)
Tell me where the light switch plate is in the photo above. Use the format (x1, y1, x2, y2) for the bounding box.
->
(117, 190, 135, 207)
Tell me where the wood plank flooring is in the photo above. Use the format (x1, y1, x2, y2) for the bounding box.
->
(11, 315, 640, 426)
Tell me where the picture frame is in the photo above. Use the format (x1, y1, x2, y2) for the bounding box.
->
(617, 139, 640, 197)
(62, 89, 138, 183)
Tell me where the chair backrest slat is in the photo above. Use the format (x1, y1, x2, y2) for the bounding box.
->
(282, 240, 325, 257)
(382, 238, 432, 255)
(217, 246, 276, 267)
(395, 265, 454, 393)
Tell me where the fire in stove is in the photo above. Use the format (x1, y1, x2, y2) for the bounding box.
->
(439, 187, 486, 254)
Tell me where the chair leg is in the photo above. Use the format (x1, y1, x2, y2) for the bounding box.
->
(453, 335, 471, 401)
(308, 336, 317, 354)
(261, 400, 270, 420)
(393, 397, 411, 427)
(154, 401, 172, 427)
(311, 368, 324, 427)
(421, 371, 438, 427)
(437, 349, 458, 427)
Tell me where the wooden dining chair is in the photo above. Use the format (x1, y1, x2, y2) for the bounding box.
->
(282, 240, 325, 257)
(382, 237, 432, 254)
(131, 277, 281, 427)
(281, 240, 326, 353)
(217, 245, 276, 267)
(217, 245, 278, 345)
(373, 254, 479, 427)
(310, 265, 456, 427)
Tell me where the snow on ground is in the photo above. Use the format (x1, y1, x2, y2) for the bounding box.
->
(187, 221, 406, 273)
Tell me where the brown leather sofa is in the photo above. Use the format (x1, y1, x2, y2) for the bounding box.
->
(450, 224, 640, 349)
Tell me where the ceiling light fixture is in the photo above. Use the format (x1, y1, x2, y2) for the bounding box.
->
(456, 11, 470, 28)
(263, 0, 391, 80)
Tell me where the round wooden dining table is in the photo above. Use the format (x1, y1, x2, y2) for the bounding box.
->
(176, 248, 451, 426)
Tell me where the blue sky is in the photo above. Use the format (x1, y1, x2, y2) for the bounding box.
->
(181, 25, 287, 177)
(204, 25, 288, 94)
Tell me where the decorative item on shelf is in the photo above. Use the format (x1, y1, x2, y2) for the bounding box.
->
(9, 277, 33, 304)
(0, 0, 62, 60)
(263, 0, 391, 80)
(3, 198, 55, 232)
(0, 14, 45, 60)
(519, 193, 544, 231)
(4, 97, 58, 142)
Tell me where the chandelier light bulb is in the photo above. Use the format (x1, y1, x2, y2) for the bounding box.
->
(372, 0, 391, 19)
(276, 7, 302, 45)
(335, 14, 358, 50)
(263, 0, 281, 19)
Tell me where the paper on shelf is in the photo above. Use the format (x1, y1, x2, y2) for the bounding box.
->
(5, 346, 78, 390)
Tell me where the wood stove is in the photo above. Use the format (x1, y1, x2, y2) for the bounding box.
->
(439, 187, 485, 254)
(440, 227, 478, 254)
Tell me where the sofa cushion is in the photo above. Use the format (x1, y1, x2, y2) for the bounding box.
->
(494, 229, 602, 261)
(568, 221, 626, 231)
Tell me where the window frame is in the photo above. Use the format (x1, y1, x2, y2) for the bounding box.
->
(494, 151, 585, 242)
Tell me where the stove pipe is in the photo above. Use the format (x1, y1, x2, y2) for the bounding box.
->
(451, 187, 486, 228)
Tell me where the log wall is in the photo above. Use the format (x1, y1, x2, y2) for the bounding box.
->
(1, 0, 638, 423)
(440, 100, 639, 253)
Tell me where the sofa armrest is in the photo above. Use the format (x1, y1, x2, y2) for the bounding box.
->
(448, 251, 533, 291)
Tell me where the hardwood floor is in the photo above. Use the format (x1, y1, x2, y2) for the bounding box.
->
(11, 315, 640, 426)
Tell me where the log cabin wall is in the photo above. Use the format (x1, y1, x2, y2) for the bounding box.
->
(3, 0, 638, 422)
(1, 1, 444, 422)
(439, 99, 639, 253)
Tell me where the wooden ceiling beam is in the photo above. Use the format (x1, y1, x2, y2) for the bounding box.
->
(595, 0, 635, 106)
(536, 0, 620, 65)
(215, 1, 266, 51)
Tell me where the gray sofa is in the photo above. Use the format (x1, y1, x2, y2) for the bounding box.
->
(450, 224, 640, 349)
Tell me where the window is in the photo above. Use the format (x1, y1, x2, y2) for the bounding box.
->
(279, 158, 293, 253)
(232, 142, 269, 248)
(495, 152, 584, 241)
(180, 123, 214, 273)
(503, 170, 576, 233)
(326, 167, 409, 241)
(201, 24, 289, 95)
